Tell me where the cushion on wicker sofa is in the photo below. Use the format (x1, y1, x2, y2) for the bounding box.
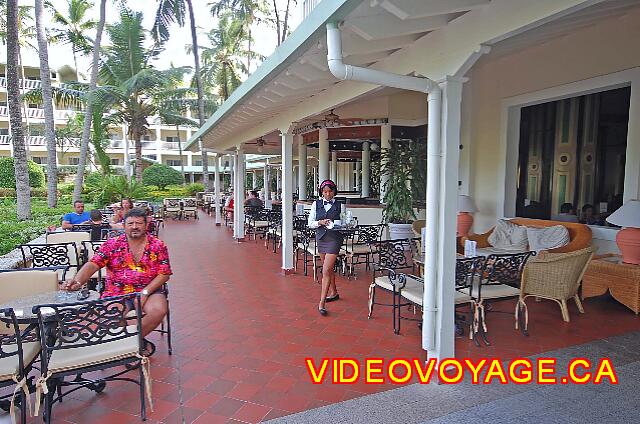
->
(526, 225, 570, 252)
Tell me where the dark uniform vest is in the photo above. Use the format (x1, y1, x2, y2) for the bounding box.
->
(314, 199, 341, 240)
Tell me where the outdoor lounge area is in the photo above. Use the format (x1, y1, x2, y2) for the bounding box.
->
(1, 214, 637, 423)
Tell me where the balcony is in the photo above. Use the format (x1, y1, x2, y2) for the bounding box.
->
(0, 77, 42, 90)
(302, 0, 321, 18)
(161, 141, 186, 150)
(0, 135, 80, 147)
(0, 106, 76, 120)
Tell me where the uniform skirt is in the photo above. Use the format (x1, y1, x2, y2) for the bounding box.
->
(316, 229, 344, 254)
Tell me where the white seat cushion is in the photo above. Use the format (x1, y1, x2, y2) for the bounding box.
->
(488, 219, 529, 251)
(480, 284, 520, 300)
(345, 244, 371, 255)
(374, 275, 422, 294)
(47, 333, 139, 373)
(0, 342, 41, 381)
(400, 284, 423, 306)
(476, 246, 527, 257)
(251, 220, 270, 228)
(526, 225, 570, 252)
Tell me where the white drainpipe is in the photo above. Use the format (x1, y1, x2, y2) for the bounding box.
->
(326, 22, 441, 353)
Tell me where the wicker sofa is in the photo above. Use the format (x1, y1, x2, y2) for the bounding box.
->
(461, 218, 592, 254)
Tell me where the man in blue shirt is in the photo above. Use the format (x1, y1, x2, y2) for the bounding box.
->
(62, 200, 91, 229)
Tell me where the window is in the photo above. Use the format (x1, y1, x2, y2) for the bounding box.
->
(28, 103, 39, 109)
(194, 160, 202, 166)
(143, 154, 157, 161)
(50, 71, 57, 79)
(516, 87, 630, 225)
(32, 157, 47, 164)
(0, 129, 8, 135)
(68, 157, 79, 165)
(110, 158, 120, 165)
(143, 135, 151, 141)
(166, 136, 180, 143)
(166, 159, 182, 166)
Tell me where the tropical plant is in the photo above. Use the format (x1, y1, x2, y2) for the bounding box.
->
(73, 0, 106, 202)
(99, 8, 190, 182)
(268, 0, 295, 46)
(49, 0, 96, 77)
(142, 163, 184, 189)
(306, 172, 314, 198)
(184, 182, 205, 196)
(197, 12, 253, 100)
(380, 141, 415, 224)
(85, 174, 146, 207)
(35, 0, 59, 207)
(0, 157, 45, 189)
(209, 0, 267, 72)
(5, 0, 32, 220)
(152, 0, 212, 190)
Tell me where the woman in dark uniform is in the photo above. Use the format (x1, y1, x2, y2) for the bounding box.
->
(308, 179, 342, 316)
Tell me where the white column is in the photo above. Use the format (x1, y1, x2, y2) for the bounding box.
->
(379, 123, 391, 203)
(361, 141, 370, 197)
(313, 166, 318, 197)
(234, 149, 245, 240)
(281, 132, 294, 271)
(297, 135, 307, 200)
(265, 160, 271, 200)
(252, 170, 257, 189)
(318, 128, 329, 182)
(155, 126, 162, 164)
(355, 160, 361, 192)
(214, 155, 221, 226)
(330, 151, 338, 183)
(422, 78, 462, 363)
(263, 162, 268, 199)
(187, 152, 193, 167)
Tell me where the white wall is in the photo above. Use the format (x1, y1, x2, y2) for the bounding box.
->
(464, 7, 640, 253)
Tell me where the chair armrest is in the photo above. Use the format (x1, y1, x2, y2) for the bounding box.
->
(460, 228, 493, 249)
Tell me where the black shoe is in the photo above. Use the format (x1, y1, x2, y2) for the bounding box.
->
(318, 307, 328, 316)
(325, 294, 340, 302)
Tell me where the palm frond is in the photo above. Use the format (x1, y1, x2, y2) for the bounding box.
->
(151, 0, 186, 45)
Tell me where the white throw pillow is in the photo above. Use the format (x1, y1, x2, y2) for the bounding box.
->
(488, 219, 529, 251)
(526, 225, 570, 252)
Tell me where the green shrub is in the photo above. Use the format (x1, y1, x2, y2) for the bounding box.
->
(142, 164, 183, 189)
(58, 182, 75, 195)
(145, 185, 159, 192)
(85, 175, 147, 207)
(184, 183, 205, 196)
(0, 157, 46, 188)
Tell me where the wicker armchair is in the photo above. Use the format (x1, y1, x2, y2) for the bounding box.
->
(517, 246, 595, 331)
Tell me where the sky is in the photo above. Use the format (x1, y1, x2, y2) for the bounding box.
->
(14, 0, 303, 79)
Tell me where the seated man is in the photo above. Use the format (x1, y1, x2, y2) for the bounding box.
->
(88, 209, 113, 241)
(61, 200, 91, 230)
(62, 208, 172, 337)
(552, 202, 579, 223)
(244, 190, 264, 208)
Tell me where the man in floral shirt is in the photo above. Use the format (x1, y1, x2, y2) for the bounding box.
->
(64, 208, 172, 337)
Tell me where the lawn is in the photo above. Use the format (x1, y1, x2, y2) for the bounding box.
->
(0, 198, 90, 256)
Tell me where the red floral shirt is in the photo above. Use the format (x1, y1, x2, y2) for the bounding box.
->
(91, 234, 172, 298)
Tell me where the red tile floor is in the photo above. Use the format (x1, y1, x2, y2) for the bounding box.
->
(11, 214, 640, 423)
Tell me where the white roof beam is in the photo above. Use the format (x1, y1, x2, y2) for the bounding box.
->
(345, 13, 452, 41)
(371, 0, 491, 20)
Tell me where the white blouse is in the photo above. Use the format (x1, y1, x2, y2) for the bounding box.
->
(307, 199, 336, 229)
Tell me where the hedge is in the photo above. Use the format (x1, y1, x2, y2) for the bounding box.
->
(142, 164, 184, 188)
(0, 157, 46, 188)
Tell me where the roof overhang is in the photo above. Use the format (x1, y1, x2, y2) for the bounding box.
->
(186, 0, 613, 154)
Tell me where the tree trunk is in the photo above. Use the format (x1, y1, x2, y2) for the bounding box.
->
(272, 0, 281, 46)
(186, 0, 211, 191)
(134, 137, 143, 183)
(282, 0, 291, 44)
(73, 0, 106, 201)
(247, 28, 252, 74)
(176, 125, 186, 183)
(7, 0, 31, 220)
(35, 0, 58, 208)
(123, 123, 131, 178)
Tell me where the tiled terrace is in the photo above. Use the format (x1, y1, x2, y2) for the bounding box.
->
(2, 214, 639, 423)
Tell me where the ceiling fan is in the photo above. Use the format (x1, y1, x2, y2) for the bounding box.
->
(245, 136, 278, 153)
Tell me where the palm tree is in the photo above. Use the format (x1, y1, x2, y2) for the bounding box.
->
(49, 0, 96, 79)
(198, 13, 252, 101)
(6, 0, 31, 219)
(209, 0, 266, 72)
(100, 8, 190, 182)
(269, 0, 294, 46)
(73, 0, 106, 202)
(34, 0, 58, 207)
(152, 0, 212, 191)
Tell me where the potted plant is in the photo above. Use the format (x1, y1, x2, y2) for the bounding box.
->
(380, 139, 426, 240)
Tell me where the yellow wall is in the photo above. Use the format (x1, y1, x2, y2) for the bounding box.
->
(466, 8, 640, 232)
